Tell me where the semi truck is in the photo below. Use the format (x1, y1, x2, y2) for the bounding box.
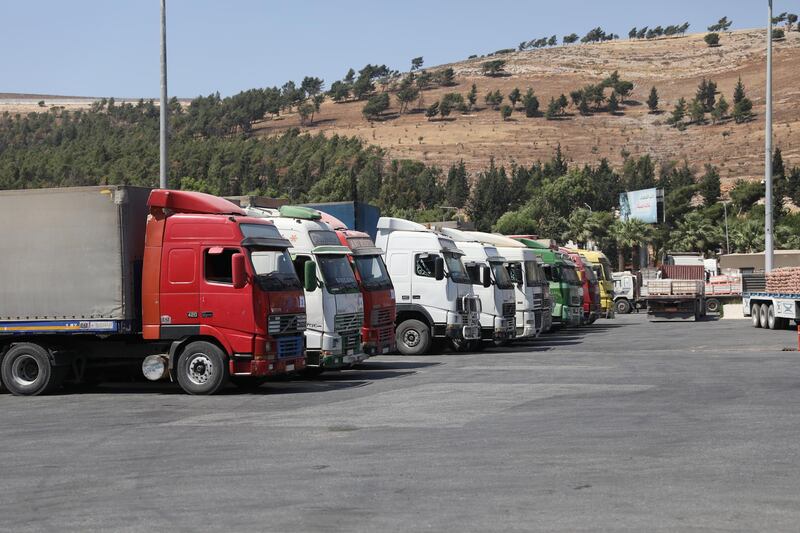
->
(645, 265, 706, 321)
(236, 201, 367, 372)
(0, 186, 308, 395)
(317, 211, 397, 356)
(566, 249, 615, 319)
(562, 249, 601, 324)
(375, 217, 481, 355)
(511, 238, 583, 328)
(743, 272, 800, 330)
(439, 228, 517, 347)
(465, 231, 549, 338)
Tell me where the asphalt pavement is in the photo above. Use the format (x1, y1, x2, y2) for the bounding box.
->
(2, 314, 800, 532)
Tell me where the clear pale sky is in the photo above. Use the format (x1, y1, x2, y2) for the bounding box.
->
(0, 0, 784, 98)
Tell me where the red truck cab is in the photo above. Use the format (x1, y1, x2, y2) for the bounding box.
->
(561, 249, 601, 324)
(315, 212, 397, 355)
(143, 190, 308, 388)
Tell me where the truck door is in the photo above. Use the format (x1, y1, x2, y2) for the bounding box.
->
(199, 246, 251, 341)
(160, 244, 201, 335)
(410, 252, 444, 312)
(387, 251, 411, 305)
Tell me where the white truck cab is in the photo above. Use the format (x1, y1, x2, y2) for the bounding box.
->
(375, 217, 481, 355)
(465, 231, 548, 339)
(243, 204, 366, 371)
(438, 228, 516, 345)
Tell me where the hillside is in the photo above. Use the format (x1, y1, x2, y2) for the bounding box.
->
(253, 29, 800, 189)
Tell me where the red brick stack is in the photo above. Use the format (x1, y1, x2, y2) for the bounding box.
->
(766, 267, 800, 294)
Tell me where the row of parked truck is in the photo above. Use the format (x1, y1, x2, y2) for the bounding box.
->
(0, 186, 616, 396)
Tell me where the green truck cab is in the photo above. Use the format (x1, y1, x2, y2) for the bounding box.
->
(513, 238, 583, 328)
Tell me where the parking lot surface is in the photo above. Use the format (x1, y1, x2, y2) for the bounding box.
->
(3, 314, 800, 532)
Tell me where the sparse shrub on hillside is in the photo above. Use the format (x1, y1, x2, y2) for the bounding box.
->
(481, 59, 507, 77)
(396, 76, 419, 114)
(362, 93, 390, 121)
(425, 102, 439, 121)
(545, 97, 560, 120)
(437, 68, 456, 87)
(704, 32, 720, 47)
(628, 27, 637, 39)
(772, 28, 785, 40)
(563, 33, 579, 44)
(522, 89, 539, 117)
(329, 80, 351, 102)
(441, 93, 466, 115)
(788, 14, 798, 31)
(547, 35, 557, 46)
(500, 105, 512, 121)
(608, 91, 620, 114)
(647, 86, 659, 113)
(485, 90, 503, 110)
(508, 88, 521, 110)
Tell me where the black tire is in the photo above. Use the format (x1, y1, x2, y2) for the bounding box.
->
(751, 303, 762, 328)
(705, 298, 721, 314)
(759, 304, 770, 331)
(767, 304, 778, 330)
(615, 299, 631, 315)
(1, 343, 65, 396)
(175, 341, 228, 395)
(396, 319, 432, 355)
(230, 376, 267, 390)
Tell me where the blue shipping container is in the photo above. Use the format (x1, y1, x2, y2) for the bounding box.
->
(302, 201, 381, 240)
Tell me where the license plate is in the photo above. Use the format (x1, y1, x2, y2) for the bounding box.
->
(286, 364, 295, 372)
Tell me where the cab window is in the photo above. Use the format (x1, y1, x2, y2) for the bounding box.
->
(205, 248, 237, 284)
(415, 254, 437, 277)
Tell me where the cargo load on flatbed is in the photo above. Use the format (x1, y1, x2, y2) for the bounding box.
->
(646, 265, 706, 321)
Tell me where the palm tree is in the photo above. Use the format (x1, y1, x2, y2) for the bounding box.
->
(668, 211, 722, 254)
(610, 218, 654, 271)
(729, 218, 762, 253)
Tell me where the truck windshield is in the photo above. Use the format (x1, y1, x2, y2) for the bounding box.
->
(600, 259, 613, 281)
(584, 265, 598, 283)
(490, 262, 514, 289)
(318, 255, 360, 294)
(524, 261, 545, 284)
(249, 248, 302, 291)
(561, 266, 582, 285)
(444, 251, 471, 284)
(507, 262, 524, 285)
(543, 264, 559, 282)
(353, 255, 392, 291)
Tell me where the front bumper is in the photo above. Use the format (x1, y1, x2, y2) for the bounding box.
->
(361, 324, 396, 355)
(230, 356, 305, 377)
(515, 310, 538, 339)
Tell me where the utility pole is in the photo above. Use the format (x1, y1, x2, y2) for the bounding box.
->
(723, 201, 730, 255)
(764, 0, 774, 271)
(159, 0, 169, 189)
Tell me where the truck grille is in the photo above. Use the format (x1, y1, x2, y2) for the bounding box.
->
(268, 314, 306, 335)
(276, 335, 303, 359)
(570, 294, 581, 306)
(532, 293, 543, 311)
(502, 302, 515, 319)
(335, 312, 363, 333)
(342, 332, 360, 351)
(371, 307, 393, 326)
(378, 326, 394, 345)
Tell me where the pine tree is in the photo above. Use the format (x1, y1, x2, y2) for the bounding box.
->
(608, 91, 620, 113)
(732, 78, 753, 123)
(445, 160, 469, 208)
(508, 88, 521, 110)
(647, 86, 659, 113)
(425, 102, 439, 120)
(689, 97, 706, 124)
(467, 84, 477, 110)
(669, 97, 687, 127)
(522, 88, 539, 117)
(467, 159, 512, 231)
(699, 164, 721, 205)
(500, 105, 512, 121)
(710, 95, 729, 123)
(545, 97, 559, 120)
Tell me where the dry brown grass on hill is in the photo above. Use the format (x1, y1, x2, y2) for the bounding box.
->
(252, 29, 800, 190)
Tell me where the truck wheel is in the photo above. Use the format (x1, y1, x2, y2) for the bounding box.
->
(396, 320, 431, 355)
(759, 304, 770, 331)
(751, 304, 762, 328)
(705, 298, 721, 314)
(1, 343, 65, 396)
(176, 341, 229, 395)
(614, 299, 631, 314)
(767, 304, 778, 330)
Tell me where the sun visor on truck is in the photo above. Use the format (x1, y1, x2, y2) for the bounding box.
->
(312, 245, 353, 255)
(241, 236, 293, 249)
(148, 190, 245, 215)
(349, 246, 384, 257)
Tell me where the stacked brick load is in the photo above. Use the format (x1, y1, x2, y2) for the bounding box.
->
(765, 267, 800, 294)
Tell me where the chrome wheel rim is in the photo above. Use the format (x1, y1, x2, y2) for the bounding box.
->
(403, 329, 420, 348)
(187, 354, 214, 386)
(11, 354, 40, 386)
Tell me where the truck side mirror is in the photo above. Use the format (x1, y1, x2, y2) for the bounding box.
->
(232, 253, 247, 289)
(434, 256, 445, 281)
(482, 266, 492, 288)
(304, 261, 318, 292)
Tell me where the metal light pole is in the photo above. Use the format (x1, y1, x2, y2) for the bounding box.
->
(723, 201, 730, 254)
(764, 0, 774, 271)
(159, 0, 169, 189)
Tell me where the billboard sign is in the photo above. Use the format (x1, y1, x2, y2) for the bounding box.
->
(619, 188, 662, 223)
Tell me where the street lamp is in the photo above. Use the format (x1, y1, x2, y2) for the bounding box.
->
(159, 0, 169, 189)
(764, 0, 774, 271)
